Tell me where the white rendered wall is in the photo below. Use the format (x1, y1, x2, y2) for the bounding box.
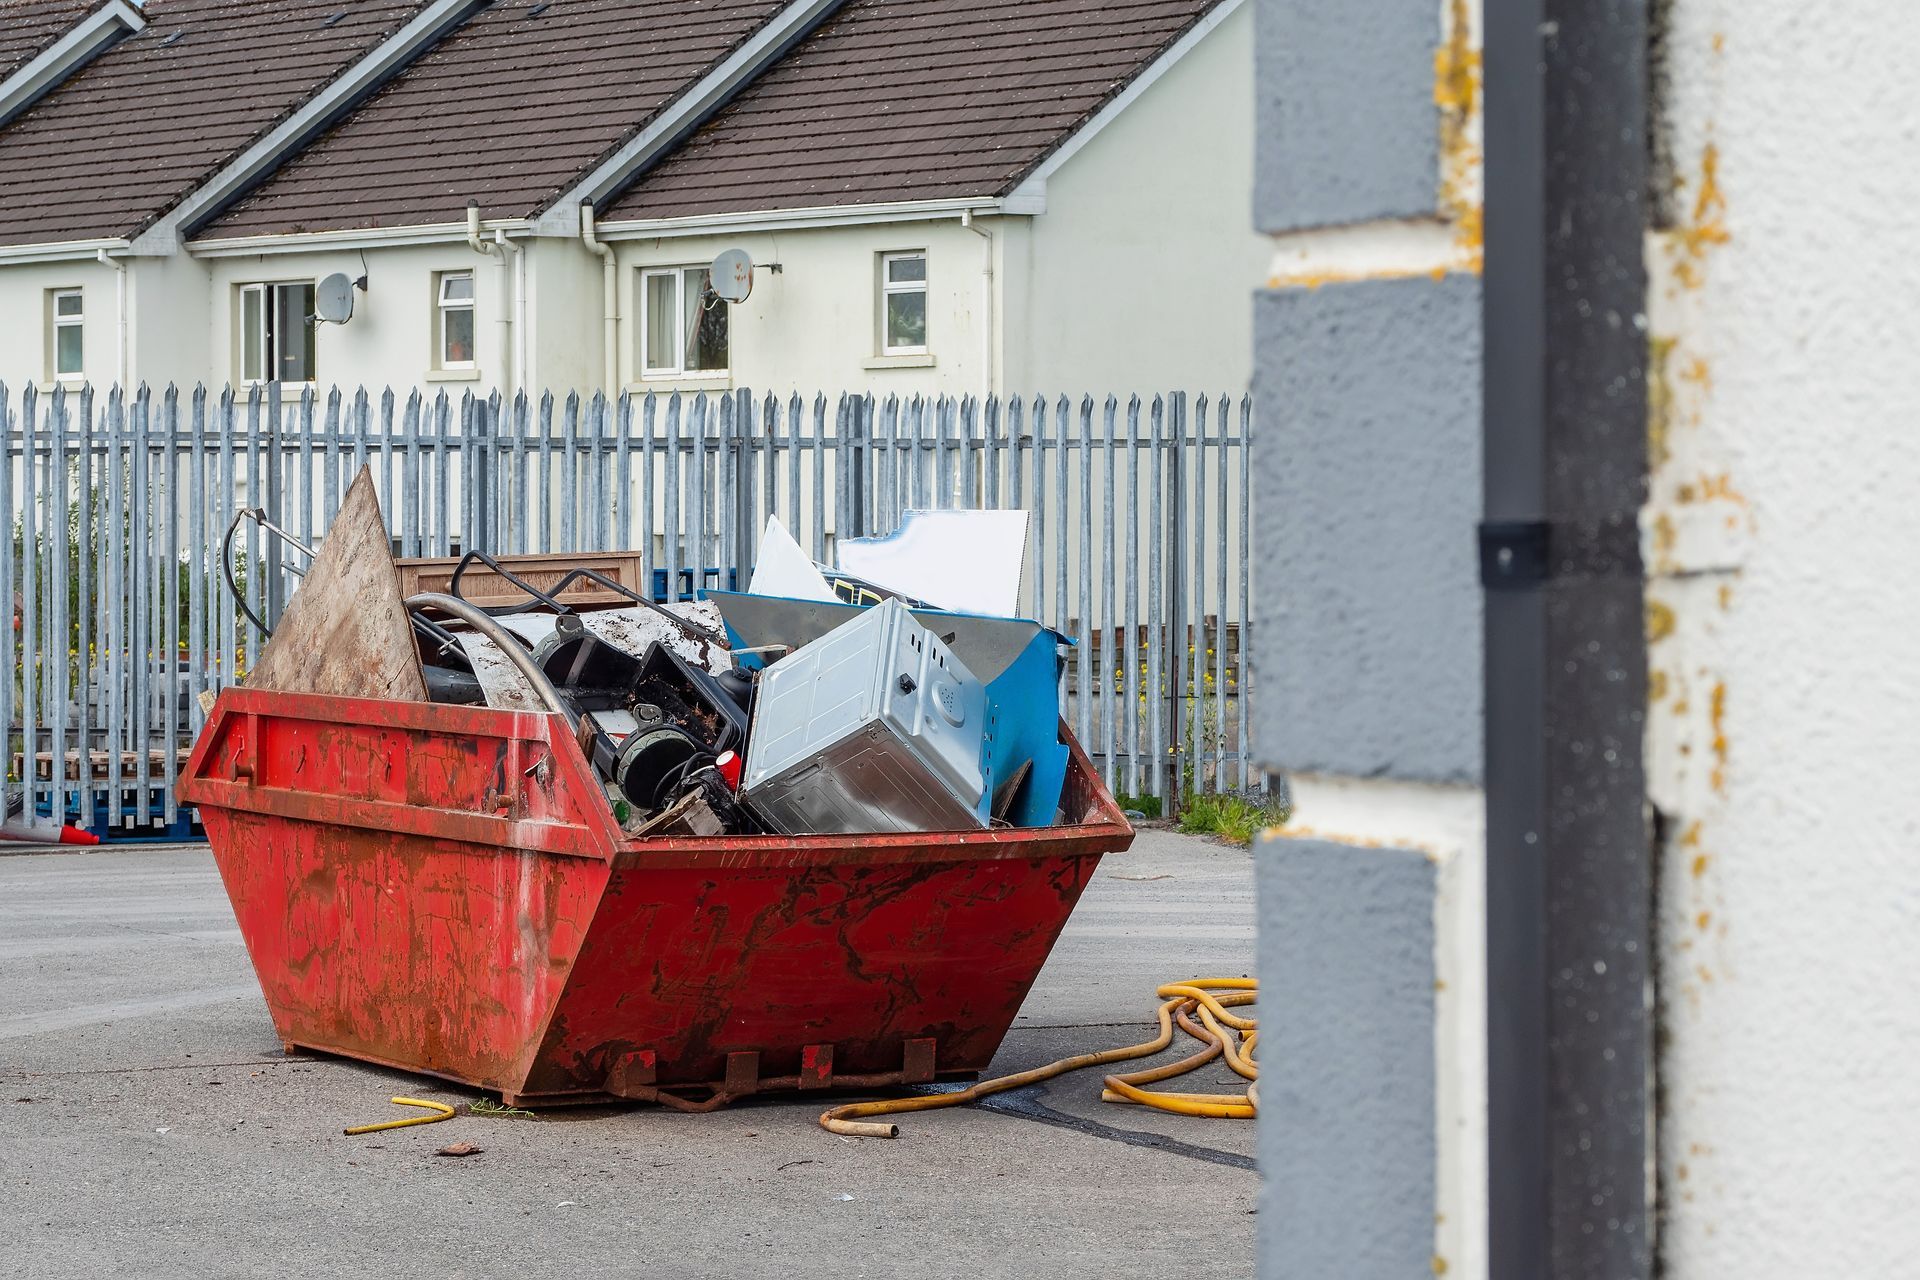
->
(1646, 4, 1920, 1274)
(1005, 1, 1266, 398)
(0, 259, 124, 394)
(522, 236, 604, 399)
(203, 241, 521, 398)
(609, 218, 994, 397)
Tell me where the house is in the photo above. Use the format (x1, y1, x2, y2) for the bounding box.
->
(0, 0, 480, 392)
(0, 0, 1260, 400)
(590, 0, 1260, 396)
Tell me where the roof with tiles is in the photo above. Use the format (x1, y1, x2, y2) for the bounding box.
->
(198, 0, 792, 239)
(0, 0, 101, 83)
(601, 0, 1225, 221)
(0, 0, 433, 248)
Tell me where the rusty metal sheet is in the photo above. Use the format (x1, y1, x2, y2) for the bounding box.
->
(177, 686, 1131, 1108)
(580, 601, 731, 674)
(455, 631, 542, 712)
(452, 601, 732, 713)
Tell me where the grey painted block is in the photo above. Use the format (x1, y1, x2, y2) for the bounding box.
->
(1254, 0, 1441, 230)
(1256, 835, 1436, 1279)
(1249, 273, 1484, 783)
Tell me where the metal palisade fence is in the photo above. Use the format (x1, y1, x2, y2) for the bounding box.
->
(1, 381, 1255, 836)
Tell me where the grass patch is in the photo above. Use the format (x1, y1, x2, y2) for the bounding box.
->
(468, 1097, 537, 1119)
(1114, 793, 1163, 820)
(1177, 793, 1290, 846)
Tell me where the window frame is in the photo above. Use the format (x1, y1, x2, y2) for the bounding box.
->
(237, 280, 318, 385)
(638, 265, 730, 380)
(878, 251, 929, 356)
(435, 270, 477, 370)
(49, 288, 84, 382)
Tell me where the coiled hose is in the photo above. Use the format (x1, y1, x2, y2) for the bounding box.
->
(820, 977, 1257, 1138)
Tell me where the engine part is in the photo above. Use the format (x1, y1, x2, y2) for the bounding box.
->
(607, 724, 706, 812)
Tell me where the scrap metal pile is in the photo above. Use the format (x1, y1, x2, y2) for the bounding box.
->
(231, 467, 1070, 840)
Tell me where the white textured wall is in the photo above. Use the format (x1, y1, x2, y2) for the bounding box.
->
(1007, 1, 1265, 398)
(1648, 4, 1920, 1273)
(0, 258, 122, 393)
(204, 242, 520, 397)
(610, 218, 994, 396)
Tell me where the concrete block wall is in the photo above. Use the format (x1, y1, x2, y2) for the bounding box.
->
(1249, 0, 1487, 1275)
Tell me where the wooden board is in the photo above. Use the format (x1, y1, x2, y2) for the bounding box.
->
(247, 467, 427, 702)
(395, 551, 649, 611)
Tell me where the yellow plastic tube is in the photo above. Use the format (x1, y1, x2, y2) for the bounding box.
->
(821, 996, 1187, 1137)
(344, 1096, 456, 1136)
(819, 977, 1259, 1138)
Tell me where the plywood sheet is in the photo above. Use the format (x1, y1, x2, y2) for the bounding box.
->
(247, 467, 426, 702)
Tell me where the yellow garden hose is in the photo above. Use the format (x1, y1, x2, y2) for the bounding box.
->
(820, 978, 1257, 1138)
(344, 1096, 456, 1136)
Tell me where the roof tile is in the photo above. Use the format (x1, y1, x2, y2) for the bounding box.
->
(0, 0, 433, 247)
(604, 0, 1224, 221)
(199, 0, 790, 238)
(0, 0, 103, 83)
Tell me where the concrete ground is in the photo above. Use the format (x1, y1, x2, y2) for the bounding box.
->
(0, 829, 1255, 1279)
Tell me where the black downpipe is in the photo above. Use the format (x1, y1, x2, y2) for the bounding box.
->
(1483, 3, 1653, 1278)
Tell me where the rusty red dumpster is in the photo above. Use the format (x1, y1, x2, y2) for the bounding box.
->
(177, 686, 1132, 1109)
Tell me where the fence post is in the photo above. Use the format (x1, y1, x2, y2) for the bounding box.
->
(849, 394, 868, 537)
(733, 390, 756, 584)
(1165, 391, 1186, 808)
(472, 393, 493, 551)
(264, 383, 286, 622)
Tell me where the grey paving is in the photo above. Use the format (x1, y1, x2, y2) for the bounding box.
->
(0, 830, 1256, 1279)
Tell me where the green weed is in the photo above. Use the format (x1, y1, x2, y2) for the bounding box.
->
(1177, 792, 1290, 846)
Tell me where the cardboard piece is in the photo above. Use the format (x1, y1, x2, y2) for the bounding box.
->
(247, 467, 427, 702)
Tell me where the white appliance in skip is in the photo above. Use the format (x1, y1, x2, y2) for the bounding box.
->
(740, 598, 992, 834)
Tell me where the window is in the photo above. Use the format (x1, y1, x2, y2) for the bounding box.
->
(640, 266, 729, 378)
(880, 252, 928, 354)
(49, 289, 83, 380)
(436, 272, 476, 368)
(238, 281, 317, 383)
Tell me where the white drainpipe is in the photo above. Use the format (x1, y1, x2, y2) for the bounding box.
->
(464, 202, 511, 397)
(961, 209, 995, 396)
(580, 201, 619, 398)
(95, 248, 127, 388)
(493, 229, 521, 401)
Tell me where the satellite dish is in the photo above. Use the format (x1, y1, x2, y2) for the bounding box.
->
(710, 248, 753, 304)
(315, 273, 355, 324)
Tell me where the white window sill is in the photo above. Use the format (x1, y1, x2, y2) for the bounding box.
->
(624, 374, 734, 394)
(35, 379, 87, 394)
(863, 353, 936, 370)
(425, 368, 481, 383)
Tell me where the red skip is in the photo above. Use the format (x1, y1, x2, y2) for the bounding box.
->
(178, 687, 1131, 1109)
